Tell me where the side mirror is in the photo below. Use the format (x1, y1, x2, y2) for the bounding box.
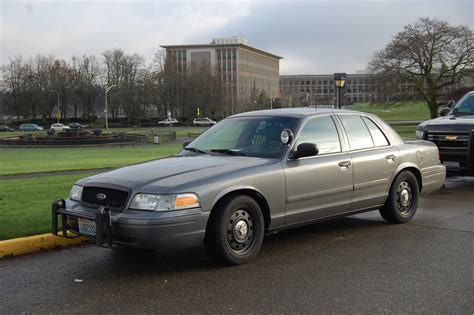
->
(447, 100, 456, 108)
(289, 143, 319, 159)
(182, 141, 191, 148)
(439, 107, 451, 116)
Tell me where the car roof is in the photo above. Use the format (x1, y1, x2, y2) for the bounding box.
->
(230, 107, 366, 119)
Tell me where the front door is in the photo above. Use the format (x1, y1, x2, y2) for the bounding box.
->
(284, 115, 354, 225)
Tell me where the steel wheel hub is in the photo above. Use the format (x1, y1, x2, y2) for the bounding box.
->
(234, 220, 249, 240)
(400, 188, 410, 206)
(227, 209, 254, 252)
(397, 181, 413, 215)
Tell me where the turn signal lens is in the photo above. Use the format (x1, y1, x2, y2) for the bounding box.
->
(175, 194, 200, 209)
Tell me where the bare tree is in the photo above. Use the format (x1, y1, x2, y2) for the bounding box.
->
(71, 55, 101, 118)
(122, 53, 144, 118)
(103, 49, 144, 119)
(1, 56, 28, 119)
(369, 17, 474, 118)
(153, 50, 182, 118)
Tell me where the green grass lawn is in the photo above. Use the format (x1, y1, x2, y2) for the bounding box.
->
(351, 102, 430, 121)
(0, 144, 182, 176)
(392, 125, 417, 139)
(0, 173, 94, 240)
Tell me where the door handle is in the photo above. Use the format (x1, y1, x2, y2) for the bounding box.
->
(338, 160, 352, 168)
(385, 154, 396, 160)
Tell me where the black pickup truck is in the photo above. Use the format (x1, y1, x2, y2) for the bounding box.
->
(416, 91, 474, 176)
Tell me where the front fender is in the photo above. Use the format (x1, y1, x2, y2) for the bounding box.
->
(211, 185, 267, 209)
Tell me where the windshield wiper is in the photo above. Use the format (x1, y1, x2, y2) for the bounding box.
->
(183, 147, 207, 155)
(210, 149, 246, 156)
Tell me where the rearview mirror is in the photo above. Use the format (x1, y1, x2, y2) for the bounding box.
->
(289, 143, 319, 159)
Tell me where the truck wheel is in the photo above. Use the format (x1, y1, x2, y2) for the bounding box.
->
(380, 171, 419, 223)
(205, 195, 264, 265)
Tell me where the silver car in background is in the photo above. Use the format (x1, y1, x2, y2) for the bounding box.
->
(53, 109, 445, 265)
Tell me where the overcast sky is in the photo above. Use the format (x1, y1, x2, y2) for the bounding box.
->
(1, 0, 472, 74)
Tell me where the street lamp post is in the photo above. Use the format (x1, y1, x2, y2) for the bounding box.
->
(51, 90, 60, 123)
(334, 73, 347, 109)
(105, 85, 116, 132)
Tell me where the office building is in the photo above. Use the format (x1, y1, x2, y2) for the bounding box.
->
(161, 36, 282, 114)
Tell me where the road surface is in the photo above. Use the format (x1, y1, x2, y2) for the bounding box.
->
(1, 177, 473, 313)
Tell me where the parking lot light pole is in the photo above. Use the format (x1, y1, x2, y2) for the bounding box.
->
(334, 73, 346, 109)
(105, 85, 116, 132)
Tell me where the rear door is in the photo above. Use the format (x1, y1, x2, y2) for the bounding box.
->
(284, 115, 353, 225)
(337, 114, 400, 211)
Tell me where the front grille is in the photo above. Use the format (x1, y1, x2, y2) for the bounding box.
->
(81, 187, 129, 209)
(427, 131, 473, 168)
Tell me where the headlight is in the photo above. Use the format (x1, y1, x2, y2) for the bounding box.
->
(415, 124, 425, 139)
(69, 185, 83, 201)
(415, 129, 424, 139)
(129, 193, 200, 211)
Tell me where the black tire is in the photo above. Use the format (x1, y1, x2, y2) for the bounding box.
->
(380, 170, 420, 223)
(205, 195, 265, 265)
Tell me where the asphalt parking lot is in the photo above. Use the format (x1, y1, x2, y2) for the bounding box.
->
(0, 177, 473, 314)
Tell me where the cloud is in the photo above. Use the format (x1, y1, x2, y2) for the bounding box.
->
(1, 0, 472, 74)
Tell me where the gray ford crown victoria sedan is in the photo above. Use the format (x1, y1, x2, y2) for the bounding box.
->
(53, 109, 446, 265)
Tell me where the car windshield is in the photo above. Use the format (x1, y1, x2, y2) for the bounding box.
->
(452, 94, 474, 116)
(183, 116, 299, 158)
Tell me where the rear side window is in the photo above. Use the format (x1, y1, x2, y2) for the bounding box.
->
(297, 115, 341, 154)
(362, 117, 389, 147)
(339, 115, 374, 150)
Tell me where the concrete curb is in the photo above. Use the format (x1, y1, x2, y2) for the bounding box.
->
(0, 233, 92, 258)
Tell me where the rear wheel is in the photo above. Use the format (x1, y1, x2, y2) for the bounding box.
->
(380, 171, 419, 223)
(205, 195, 264, 265)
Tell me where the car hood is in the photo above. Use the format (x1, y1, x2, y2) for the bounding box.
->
(418, 115, 474, 131)
(76, 155, 274, 192)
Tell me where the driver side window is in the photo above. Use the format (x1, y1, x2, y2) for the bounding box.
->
(297, 115, 341, 154)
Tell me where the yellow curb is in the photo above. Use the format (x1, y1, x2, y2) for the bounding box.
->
(0, 233, 92, 258)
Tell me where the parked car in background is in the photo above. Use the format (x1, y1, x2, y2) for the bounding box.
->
(50, 123, 71, 132)
(158, 118, 178, 126)
(416, 91, 474, 176)
(193, 117, 216, 126)
(68, 122, 88, 129)
(19, 123, 44, 131)
(0, 125, 14, 132)
(53, 108, 445, 265)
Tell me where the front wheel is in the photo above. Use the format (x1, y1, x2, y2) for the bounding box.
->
(380, 171, 419, 223)
(205, 195, 265, 265)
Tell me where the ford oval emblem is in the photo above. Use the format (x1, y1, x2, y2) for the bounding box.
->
(96, 193, 107, 200)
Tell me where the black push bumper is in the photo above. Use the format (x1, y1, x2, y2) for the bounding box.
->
(52, 199, 209, 250)
(52, 199, 114, 247)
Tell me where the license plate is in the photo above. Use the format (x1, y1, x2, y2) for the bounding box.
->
(443, 161, 460, 169)
(78, 218, 96, 236)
